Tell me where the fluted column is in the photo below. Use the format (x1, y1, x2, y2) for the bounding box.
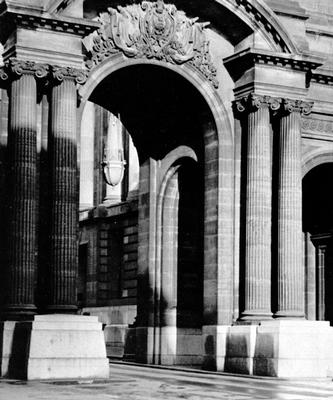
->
(2, 59, 47, 319)
(47, 66, 87, 312)
(236, 94, 280, 320)
(275, 99, 313, 318)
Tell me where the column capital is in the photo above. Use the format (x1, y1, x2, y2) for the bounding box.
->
(51, 66, 88, 85)
(5, 58, 49, 80)
(233, 93, 282, 118)
(281, 98, 313, 116)
(0, 67, 9, 82)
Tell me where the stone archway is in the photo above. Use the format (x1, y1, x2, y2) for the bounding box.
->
(303, 163, 333, 324)
(80, 61, 228, 365)
(155, 148, 203, 365)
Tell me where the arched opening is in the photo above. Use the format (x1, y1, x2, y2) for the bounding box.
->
(303, 163, 333, 324)
(79, 63, 218, 365)
(158, 157, 203, 364)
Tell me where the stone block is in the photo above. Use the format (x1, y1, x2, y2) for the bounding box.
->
(224, 325, 258, 374)
(202, 325, 229, 371)
(104, 324, 128, 358)
(160, 326, 177, 365)
(1, 315, 110, 380)
(253, 320, 333, 378)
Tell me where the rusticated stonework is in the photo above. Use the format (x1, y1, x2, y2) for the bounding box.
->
(83, 0, 219, 88)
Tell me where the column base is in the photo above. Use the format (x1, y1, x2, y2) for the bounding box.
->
(44, 305, 78, 314)
(1, 305, 37, 321)
(240, 310, 273, 321)
(0, 314, 109, 380)
(274, 310, 305, 318)
(223, 320, 333, 377)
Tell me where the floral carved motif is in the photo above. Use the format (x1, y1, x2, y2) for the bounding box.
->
(302, 118, 333, 134)
(83, 0, 219, 88)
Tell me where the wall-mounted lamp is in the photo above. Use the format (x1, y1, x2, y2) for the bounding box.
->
(102, 150, 126, 187)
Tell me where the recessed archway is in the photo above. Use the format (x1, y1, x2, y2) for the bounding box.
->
(79, 61, 232, 365)
(303, 163, 333, 325)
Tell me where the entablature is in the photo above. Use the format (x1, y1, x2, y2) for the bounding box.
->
(224, 47, 323, 100)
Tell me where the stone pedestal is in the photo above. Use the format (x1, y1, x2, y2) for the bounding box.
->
(0, 315, 109, 380)
(254, 320, 333, 377)
(224, 321, 333, 378)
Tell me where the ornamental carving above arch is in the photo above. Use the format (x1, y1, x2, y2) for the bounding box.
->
(83, 0, 219, 88)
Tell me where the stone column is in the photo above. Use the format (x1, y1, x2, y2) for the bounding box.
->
(316, 244, 326, 321)
(275, 99, 313, 318)
(235, 94, 279, 320)
(46, 66, 87, 313)
(2, 60, 47, 319)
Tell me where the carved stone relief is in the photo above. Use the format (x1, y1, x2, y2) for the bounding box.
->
(302, 117, 333, 135)
(83, 0, 219, 88)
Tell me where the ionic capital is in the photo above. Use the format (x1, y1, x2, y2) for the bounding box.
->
(282, 98, 313, 116)
(233, 93, 282, 118)
(5, 58, 48, 80)
(51, 66, 88, 85)
(0, 67, 9, 82)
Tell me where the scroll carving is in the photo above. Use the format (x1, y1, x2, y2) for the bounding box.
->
(83, 0, 219, 88)
(51, 66, 88, 85)
(5, 59, 48, 79)
(283, 99, 313, 116)
(234, 93, 282, 116)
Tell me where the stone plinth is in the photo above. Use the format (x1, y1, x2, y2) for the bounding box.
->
(224, 321, 333, 378)
(254, 320, 333, 377)
(0, 315, 109, 380)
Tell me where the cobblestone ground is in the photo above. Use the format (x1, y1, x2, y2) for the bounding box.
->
(1, 362, 333, 400)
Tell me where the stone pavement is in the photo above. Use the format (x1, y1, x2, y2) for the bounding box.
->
(1, 362, 333, 399)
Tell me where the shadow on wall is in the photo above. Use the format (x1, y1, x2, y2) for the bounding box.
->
(0, 322, 32, 379)
(203, 326, 277, 376)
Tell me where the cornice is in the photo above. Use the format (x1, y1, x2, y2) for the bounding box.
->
(0, 7, 100, 41)
(224, 48, 323, 82)
(234, 0, 299, 53)
(311, 73, 333, 86)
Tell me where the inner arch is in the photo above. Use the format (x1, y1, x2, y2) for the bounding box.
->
(89, 64, 215, 163)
